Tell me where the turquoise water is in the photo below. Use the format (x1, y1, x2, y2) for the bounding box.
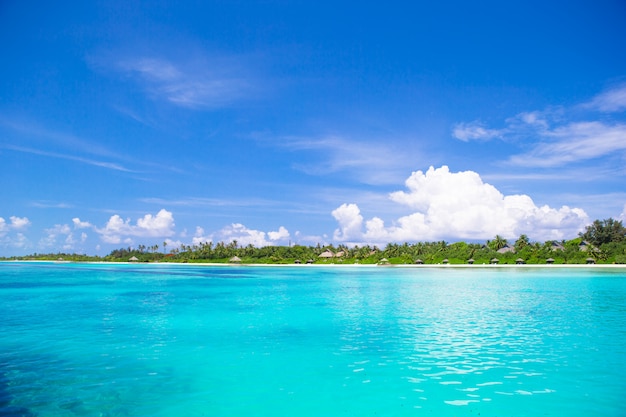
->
(1, 263, 625, 416)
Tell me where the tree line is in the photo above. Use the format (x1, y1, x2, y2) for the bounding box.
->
(4, 218, 626, 265)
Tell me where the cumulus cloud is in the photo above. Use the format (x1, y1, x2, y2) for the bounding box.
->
(72, 218, 93, 229)
(332, 166, 589, 244)
(211, 223, 290, 247)
(9, 216, 31, 230)
(192, 226, 212, 246)
(1, 216, 31, 233)
(39, 224, 72, 249)
(191, 224, 290, 247)
(95, 209, 176, 244)
(332, 204, 364, 241)
(0, 216, 31, 250)
(268, 226, 290, 241)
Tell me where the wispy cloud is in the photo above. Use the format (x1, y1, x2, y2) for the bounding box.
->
(509, 122, 626, 167)
(0, 119, 183, 175)
(453, 85, 626, 168)
(584, 83, 626, 112)
(3, 145, 134, 172)
(30, 201, 75, 209)
(452, 121, 503, 142)
(117, 56, 259, 109)
(0, 118, 121, 159)
(279, 135, 421, 185)
(139, 196, 279, 208)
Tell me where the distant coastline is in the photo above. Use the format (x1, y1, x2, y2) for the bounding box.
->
(3, 259, 626, 269)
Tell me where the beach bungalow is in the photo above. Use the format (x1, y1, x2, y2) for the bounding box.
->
(550, 241, 565, 251)
(229, 256, 242, 263)
(497, 244, 515, 254)
(318, 250, 334, 259)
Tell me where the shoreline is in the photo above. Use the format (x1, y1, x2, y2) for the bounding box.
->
(3, 259, 626, 269)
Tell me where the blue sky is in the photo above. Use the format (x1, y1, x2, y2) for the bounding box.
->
(1, 1, 626, 256)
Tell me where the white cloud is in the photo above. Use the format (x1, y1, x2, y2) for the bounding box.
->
(1, 216, 31, 234)
(9, 216, 31, 230)
(586, 84, 626, 112)
(163, 238, 183, 251)
(454, 85, 626, 168)
(268, 226, 290, 241)
(332, 203, 364, 242)
(452, 122, 503, 141)
(39, 224, 72, 249)
(332, 166, 589, 244)
(95, 209, 176, 244)
(212, 223, 290, 247)
(118, 56, 256, 109)
(620, 204, 626, 222)
(192, 226, 212, 246)
(1, 216, 32, 251)
(282, 135, 418, 185)
(509, 122, 626, 167)
(72, 218, 92, 229)
(3, 145, 133, 172)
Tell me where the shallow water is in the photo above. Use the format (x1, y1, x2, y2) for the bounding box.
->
(1, 262, 625, 416)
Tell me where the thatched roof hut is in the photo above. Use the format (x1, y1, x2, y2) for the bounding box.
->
(378, 258, 390, 265)
(467, 258, 475, 264)
(551, 242, 565, 251)
(129, 256, 139, 262)
(442, 259, 449, 264)
(516, 258, 525, 264)
(414, 259, 424, 264)
(306, 259, 314, 264)
(497, 244, 515, 254)
(294, 259, 301, 264)
(586, 257, 596, 264)
(546, 258, 555, 264)
(229, 256, 242, 263)
(318, 250, 334, 258)
(490, 258, 499, 264)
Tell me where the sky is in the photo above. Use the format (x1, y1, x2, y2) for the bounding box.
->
(1, 1, 626, 256)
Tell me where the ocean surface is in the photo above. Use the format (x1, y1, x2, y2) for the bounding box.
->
(1, 262, 625, 416)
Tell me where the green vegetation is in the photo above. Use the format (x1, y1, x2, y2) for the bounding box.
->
(3, 219, 626, 265)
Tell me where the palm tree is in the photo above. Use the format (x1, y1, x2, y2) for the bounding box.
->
(489, 235, 508, 251)
(514, 234, 529, 251)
